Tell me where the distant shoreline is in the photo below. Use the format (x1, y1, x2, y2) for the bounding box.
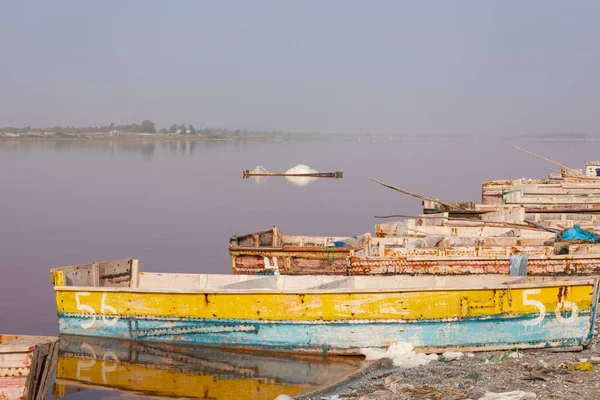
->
(0, 132, 279, 142)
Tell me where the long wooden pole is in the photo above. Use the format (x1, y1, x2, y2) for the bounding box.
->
(373, 213, 550, 231)
(522, 219, 562, 233)
(371, 178, 465, 210)
(508, 144, 583, 177)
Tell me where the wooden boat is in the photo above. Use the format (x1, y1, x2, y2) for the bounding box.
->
(347, 242, 600, 275)
(50, 258, 599, 354)
(483, 177, 600, 206)
(422, 200, 600, 217)
(230, 227, 370, 275)
(52, 334, 361, 399)
(377, 212, 600, 234)
(374, 218, 556, 244)
(242, 170, 343, 178)
(0, 335, 58, 400)
(483, 162, 600, 205)
(230, 226, 557, 275)
(229, 228, 600, 277)
(235, 239, 600, 276)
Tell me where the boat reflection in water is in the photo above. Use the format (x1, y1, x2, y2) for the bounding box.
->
(52, 335, 362, 399)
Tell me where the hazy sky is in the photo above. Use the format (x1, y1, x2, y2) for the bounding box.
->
(1, 1, 599, 135)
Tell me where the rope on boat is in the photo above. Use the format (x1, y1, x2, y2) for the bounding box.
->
(325, 245, 335, 262)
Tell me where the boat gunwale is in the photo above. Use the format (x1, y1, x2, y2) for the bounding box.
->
(350, 253, 600, 261)
(229, 246, 358, 252)
(0, 335, 58, 354)
(51, 276, 600, 295)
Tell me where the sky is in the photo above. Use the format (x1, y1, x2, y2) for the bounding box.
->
(1, 1, 599, 135)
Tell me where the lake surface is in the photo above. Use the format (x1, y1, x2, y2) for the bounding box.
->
(0, 136, 597, 399)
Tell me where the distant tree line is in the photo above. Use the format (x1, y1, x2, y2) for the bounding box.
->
(0, 120, 157, 134)
(0, 120, 287, 137)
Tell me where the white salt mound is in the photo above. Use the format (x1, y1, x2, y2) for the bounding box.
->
(285, 164, 318, 174)
(250, 166, 269, 174)
(273, 395, 294, 400)
(360, 342, 438, 369)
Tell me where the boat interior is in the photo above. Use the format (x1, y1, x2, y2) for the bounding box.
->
(229, 226, 561, 256)
(51, 258, 597, 292)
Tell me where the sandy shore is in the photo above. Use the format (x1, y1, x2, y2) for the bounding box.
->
(300, 314, 600, 400)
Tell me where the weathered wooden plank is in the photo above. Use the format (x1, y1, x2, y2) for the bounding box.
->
(0, 335, 58, 400)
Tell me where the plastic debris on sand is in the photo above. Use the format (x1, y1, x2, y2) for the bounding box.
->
(478, 391, 536, 400)
(441, 351, 464, 361)
(360, 342, 439, 369)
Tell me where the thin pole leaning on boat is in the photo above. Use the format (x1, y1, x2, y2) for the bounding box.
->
(373, 213, 551, 231)
(507, 144, 588, 178)
(370, 178, 465, 211)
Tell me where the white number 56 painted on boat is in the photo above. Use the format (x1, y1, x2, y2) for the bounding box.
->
(522, 289, 579, 326)
(75, 292, 119, 329)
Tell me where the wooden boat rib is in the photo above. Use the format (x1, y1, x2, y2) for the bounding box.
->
(242, 170, 343, 178)
(0, 334, 59, 400)
(50, 259, 599, 354)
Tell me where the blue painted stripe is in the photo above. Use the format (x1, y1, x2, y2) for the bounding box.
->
(57, 312, 594, 353)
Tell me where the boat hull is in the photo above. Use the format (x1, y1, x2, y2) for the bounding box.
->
(53, 281, 599, 355)
(231, 248, 351, 275)
(0, 335, 58, 400)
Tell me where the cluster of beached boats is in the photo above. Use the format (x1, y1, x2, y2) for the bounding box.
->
(4, 149, 600, 398)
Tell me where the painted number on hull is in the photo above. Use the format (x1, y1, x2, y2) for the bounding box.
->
(522, 289, 579, 326)
(75, 292, 119, 329)
(263, 257, 279, 271)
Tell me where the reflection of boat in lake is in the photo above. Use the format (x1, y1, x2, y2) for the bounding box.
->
(52, 334, 362, 399)
(0, 334, 58, 400)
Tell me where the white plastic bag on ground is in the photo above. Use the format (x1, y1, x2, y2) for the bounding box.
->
(360, 342, 438, 369)
(478, 391, 537, 400)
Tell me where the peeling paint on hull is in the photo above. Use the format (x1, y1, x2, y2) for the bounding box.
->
(56, 312, 595, 354)
(52, 275, 599, 355)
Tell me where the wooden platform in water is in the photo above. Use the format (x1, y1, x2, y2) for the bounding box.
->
(242, 170, 343, 178)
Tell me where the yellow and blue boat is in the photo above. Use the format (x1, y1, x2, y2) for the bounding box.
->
(50, 259, 599, 354)
(53, 334, 361, 399)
